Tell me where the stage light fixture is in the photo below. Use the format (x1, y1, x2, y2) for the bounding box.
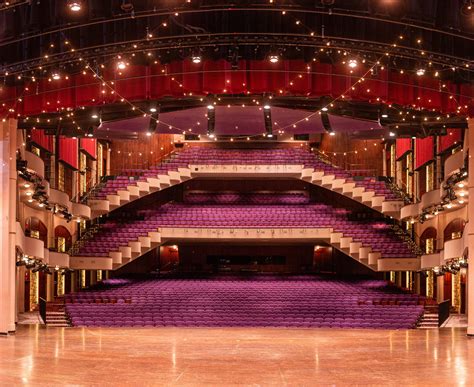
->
(263, 104, 271, 110)
(321, 107, 328, 112)
(207, 104, 214, 110)
(348, 59, 358, 68)
(117, 61, 127, 70)
(192, 56, 202, 64)
(389, 132, 395, 137)
(51, 71, 61, 80)
(67, 0, 82, 12)
(269, 54, 279, 64)
(416, 68, 425, 76)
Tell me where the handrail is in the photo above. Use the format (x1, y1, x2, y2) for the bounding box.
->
(39, 297, 47, 324)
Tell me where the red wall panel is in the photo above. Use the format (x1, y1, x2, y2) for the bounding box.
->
(80, 138, 97, 159)
(59, 136, 79, 169)
(415, 136, 434, 170)
(439, 130, 462, 153)
(396, 138, 412, 160)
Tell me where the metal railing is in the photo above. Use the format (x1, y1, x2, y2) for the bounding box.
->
(39, 297, 47, 324)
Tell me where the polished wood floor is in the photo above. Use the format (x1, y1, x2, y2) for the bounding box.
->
(1, 325, 473, 385)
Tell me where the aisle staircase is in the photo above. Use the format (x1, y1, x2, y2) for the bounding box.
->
(45, 297, 71, 327)
(417, 304, 439, 329)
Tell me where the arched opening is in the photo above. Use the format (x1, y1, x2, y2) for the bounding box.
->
(442, 218, 466, 313)
(25, 217, 48, 245)
(443, 218, 466, 242)
(420, 227, 437, 254)
(24, 217, 48, 312)
(54, 226, 72, 253)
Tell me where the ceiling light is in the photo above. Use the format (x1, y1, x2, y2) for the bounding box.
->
(446, 204, 453, 209)
(91, 114, 98, 119)
(38, 203, 44, 208)
(25, 191, 32, 196)
(27, 199, 33, 203)
(459, 199, 465, 204)
(269, 55, 279, 64)
(321, 107, 328, 112)
(267, 133, 274, 138)
(207, 105, 214, 110)
(263, 105, 271, 110)
(416, 68, 425, 76)
(458, 183, 465, 188)
(192, 56, 202, 64)
(117, 61, 126, 70)
(348, 59, 358, 68)
(381, 113, 388, 118)
(459, 192, 466, 197)
(24, 183, 30, 188)
(208, 134, 215, 138)
(67, 0, 82, 12)
(389, 132, 395, 137)
(329, 132, 335, 136)
(51, 72, 61, 80)
(146, 131, 152, 137)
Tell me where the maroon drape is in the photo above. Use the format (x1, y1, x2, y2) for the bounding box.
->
(396, 138, 412, 160)
(30, 128, 53, 152)
(80, 138, 97, 159)
(439, 130, 462, 153)
(59, 136, 78, 169)
(415, 137, 434, 170)
(0, 61, 472, 118)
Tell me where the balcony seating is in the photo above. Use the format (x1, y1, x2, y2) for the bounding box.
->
(88, 147, 401, 203)
(74, 193, 415, 259)
(65, 275, 424, 329)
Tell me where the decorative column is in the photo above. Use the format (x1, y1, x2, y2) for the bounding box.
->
(436, 275, 444, 303)
(0, 119, 17, 334)
(467, 117, 474, 335)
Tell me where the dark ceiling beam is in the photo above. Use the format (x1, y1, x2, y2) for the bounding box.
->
(2, 33, 473, 77)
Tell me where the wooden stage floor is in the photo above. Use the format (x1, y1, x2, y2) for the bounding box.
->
(1, 325, 473, 385)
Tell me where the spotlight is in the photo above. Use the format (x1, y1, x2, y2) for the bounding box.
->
(149, 107, 157, 113)
(348, 59, 358, 68)
(381, 113, 388, 118)
(389, 132, 395, 137)
(321, 107, 328, 112)
(207, 105, 214, 110)
(51, 71, 61, 80)
(67, 0, 82, 12)
(116, 61, 127, 70)
(263, 104, 273, 138)
(208, 133, 215, 138)
(91, 114, 98, 119)
(192, 56, 202, 64)
(416, 68, 425, 76)
(269, 54, 279, 64)
(146, 131, 152, 137)
(329, 132, 335, 136)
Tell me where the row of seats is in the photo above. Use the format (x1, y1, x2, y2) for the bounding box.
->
(88, 146, 400, 201)
(65, 275, 424, 329)
(75, 193, 415, 258)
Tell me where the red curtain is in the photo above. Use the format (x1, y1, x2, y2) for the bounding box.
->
(30, 128, 53, 152)
(415, 137, 434, 170)
(80, 138, 97, 159)
(396, 138, 412, 160)
(59, 136, 79, 169)
(0, 61, 472, 118)
(439, 130, 462, 153)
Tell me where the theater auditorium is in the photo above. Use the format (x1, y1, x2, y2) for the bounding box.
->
(1, 0, 474, 385)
